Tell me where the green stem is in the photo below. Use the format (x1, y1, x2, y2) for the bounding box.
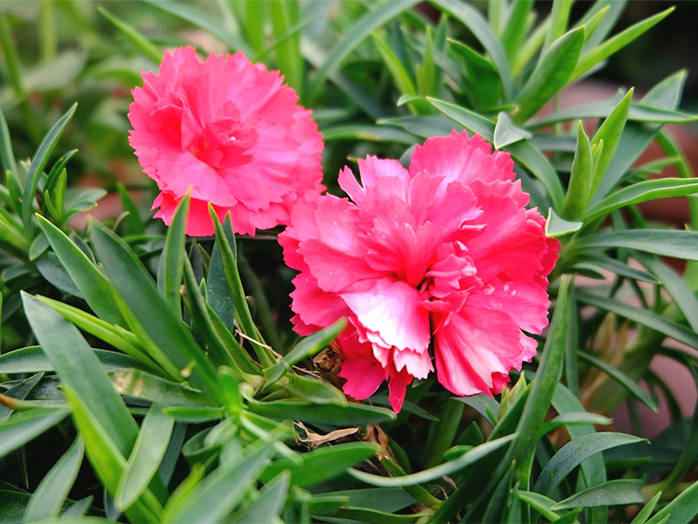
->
(423, 399, 464, 469)
(40, 0, 57, 62)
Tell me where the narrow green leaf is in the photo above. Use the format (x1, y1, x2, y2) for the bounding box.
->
(262, 443, 378, 487)
(24, 437, 84, 522)
(321, 124, 416, 144)
(533, 432, 646, 496)
(578, 351, 657, 410)
(543, 0, 574, 50)
(577, 0, 627, 51)
(494, 112, 532, 149)
(37, 215, 125, 326)
(430, 0, 512, 100)
(510, 277, 569, 484)
(63, 385, 162, 523)
(500, 0, 534, 63)
(573, 229, 698, 262)
(29, 232, 49, 261)
(230, 472, 290, 524)
(0, 346, 151, 374)
(348, 434, 516, 487)
(244, 0, 265, 54)
(646, 479, 698, 522)
(447, 38, 501, 110)
(270, 0, 303, 96)
(111, 368, 212, 407)
(142, 0, 252, 55)
(245, 397, 396, 426)
(264, 319, 346, 386)
(22, 293, 139, 457)
(167, 444, 273, 524)
(563, 122, 593, 219)
(631, 491, 662, 524)
(511, 15, 550, 78)
(309, 0, 421, 101)
(89, 221, 221, 401)
(553, 477, 644, 510)
(585, 178, 698, 223)
(539, 412, 613, 436)
(116, 404, 175, 511)
(0, 408, 69, 459)
(117, 183, 145, 236)
(0, 107, 17, 177)
(158, 194, 189, 313)
(590, 89, 634, 198)
(573, 255, 659, 284)
(22, 104, 77, 236)
(517, 491, 560, 522)
(514, 26, 585, 124)
(43, 149, 77, 204)
(571, 8, 674, 82)
(577, 291, 698, 350)
(546, 208, 583, 238)
(99, 7, 162, 63)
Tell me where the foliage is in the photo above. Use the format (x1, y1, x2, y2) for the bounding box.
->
(1, 1, 698, 523)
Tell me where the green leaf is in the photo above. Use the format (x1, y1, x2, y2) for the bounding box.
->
(543, 0, 574, 50)
(308, 0, 421, 101)
(451, 394, 498, 426)
(573, 229, 698, 262)
(0, 107, 17, 178)
(142, 0, 252, 56)
(448, 38, 501, 110)
(573, 255, 659, 284)
(533, 432, 646, 496)
(585, 178, 698, 222)
(510, 277, 569, 484)
(24, 437, 84, 522)
(0, 346, 150, 374)
(517, 491, 560, 522)
(62, 385, 162, 523)
(577, 0, 627, 50)
(229, 472, 290, 524)
(348, 434, 516, 487)
(538, 412, 613, 436)
(590, 89, 633, 198)
(500, 0, 534, 63)
(571, 7, 674, 82)
(578, 351, 658, 410)
(546, 208, 583, 238)
(321, 124, 416, 144)
(157, 194, 189, 313)
(22, 103, 77, 237)
(430, 0, 512, 100)
(163, 406, 224, 424)
(111, 368, 212, 407)
(514, 26, 585, 124)
(264, 319, 346, 386)
(281, 374, 346, 405)
(89, 220, 221, 402)
(37, 215, 125, 326)
(99, 7, 162, 63)
(166, 444, 273, 524)
(493, 112, 532, 149)
(33, 295, 156, 370)
(22, 293, 139, 457)
(577, 291, 698, 350)
(631, 491, 662, 524)
(28, 232, 49, 261)
(116, 404, 175, 511)
(563, 122, 593, 219)
(117, 184, 145, 236)
(0, 408, 69, 459)
(262, 443, 378, 487)
(245, 397, 396, 426)
(646, 479, 698, 523)
(552, 479, 645, 510)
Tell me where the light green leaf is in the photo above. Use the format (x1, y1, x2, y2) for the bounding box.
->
(0, 408, 69, 459)
(571, 7, 674, 82)
(116, 404, 175, 511)
(533, 432, 646, 496)
(581, 352, 657, 410)
(245, 397, 396, 426)
(546, 208, 583, 238)
(500, 0, 534, 63)
(573, 229, 698, 261)
(37, 215, 125, 326)
(98, 7, 162, 63)
(24, 437, 84, 522)
(22, 104, 77, 236)
(111, 368, 212, 407)
(0, 346, 150, 374)
(563, 122, 593, 219)
(517, 491, 560, 522)
(494, 112, 532, 149)
(539, 412, 613, 436)
(514, 26, 585, 124)
(229, 472, 290, 524)
(22, 292, 139, 457)
(448, 38, 501, 111)
(157, 194, 189, 314)
(631, 491, 662, 524)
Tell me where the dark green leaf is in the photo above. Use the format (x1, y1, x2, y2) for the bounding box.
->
(0, 408, 69, 459)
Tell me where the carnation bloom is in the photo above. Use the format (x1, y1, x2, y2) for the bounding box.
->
(128, 47, 324, 236)
(280, 131, 560, 412)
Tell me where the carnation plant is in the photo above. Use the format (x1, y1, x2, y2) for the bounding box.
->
(2, 1, 698, 523)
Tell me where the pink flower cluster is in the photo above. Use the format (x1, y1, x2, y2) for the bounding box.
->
(129, 47, 559, 412)
(280, 132, 559, 411)
(128, 47, 324, 236)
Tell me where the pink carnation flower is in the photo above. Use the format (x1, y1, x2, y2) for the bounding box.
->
(128, 47, 324, 236)
(280, 131, 560, 412)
